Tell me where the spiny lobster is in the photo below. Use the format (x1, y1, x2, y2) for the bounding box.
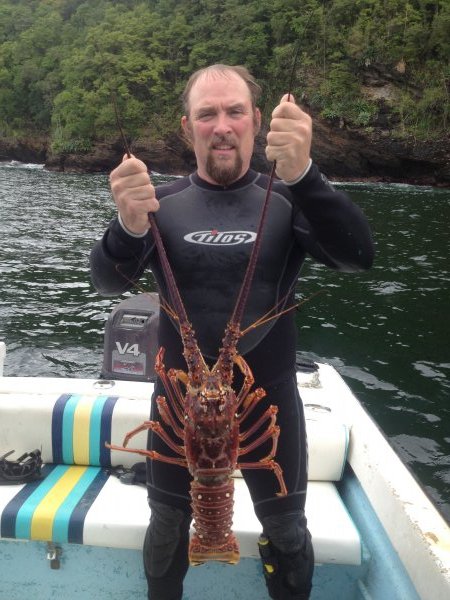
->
(106, 75, 302, 565)
(107, 182, 288, 565)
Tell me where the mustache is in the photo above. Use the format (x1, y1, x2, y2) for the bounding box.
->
(210, 135, 237, 149)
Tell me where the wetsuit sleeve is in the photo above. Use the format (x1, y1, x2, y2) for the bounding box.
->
(288, 163, 374, 272)
(90, 217, 155, 296)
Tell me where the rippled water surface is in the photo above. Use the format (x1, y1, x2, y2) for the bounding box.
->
(1, 161, 449, 523)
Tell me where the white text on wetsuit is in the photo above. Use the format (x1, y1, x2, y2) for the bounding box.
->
(184, 231, 256, 246)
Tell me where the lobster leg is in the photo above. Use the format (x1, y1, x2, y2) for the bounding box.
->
(156, 397, 185, 440)
(107, 443, 188, 468)
(120, 420, 159, 447)
(239, 405, 278, 445)
(167, 368, 190, 422)
(148, 421, 186, 456)
(237, 458, 287, 496)
(239, 423, 280, 459)
(155, 349, 185, 420)
(233, 354, 255, 409)
(238, 405, 285, 491)
(236, 387, 266, 424)
(107, 419, 186, 457)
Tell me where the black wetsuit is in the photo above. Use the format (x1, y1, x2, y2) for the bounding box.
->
(90, 163, 374, 599)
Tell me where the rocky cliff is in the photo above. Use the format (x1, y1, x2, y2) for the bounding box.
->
(1, 114, 448, 187)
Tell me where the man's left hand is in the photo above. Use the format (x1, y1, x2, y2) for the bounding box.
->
(266, 94, 312, 182)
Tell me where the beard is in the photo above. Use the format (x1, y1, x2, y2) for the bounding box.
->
(205, 139, 243, 186)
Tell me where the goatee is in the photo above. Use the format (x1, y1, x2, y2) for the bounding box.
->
(206, 152, 243, 186)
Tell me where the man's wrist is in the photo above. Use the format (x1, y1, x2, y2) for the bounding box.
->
(282, 159, 313, 186)
(117, 212, 149, 238)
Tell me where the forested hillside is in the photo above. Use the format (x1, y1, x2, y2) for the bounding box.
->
(0, 0, 448, 181)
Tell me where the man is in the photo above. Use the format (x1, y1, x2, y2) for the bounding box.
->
(91, 64, 374, 600)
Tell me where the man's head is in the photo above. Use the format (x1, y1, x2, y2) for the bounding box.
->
(181, 65, 262, 186)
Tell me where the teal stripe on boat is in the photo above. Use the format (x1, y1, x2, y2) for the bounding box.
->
(62, 394, 81, 464)
(89, 396, 109, 466)
(15, 465, 70, 539)
(52, 466, 102, 543)
(68, 468, 110, 544)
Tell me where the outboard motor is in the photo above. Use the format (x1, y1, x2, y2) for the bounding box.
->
(101, 293, 160, 382)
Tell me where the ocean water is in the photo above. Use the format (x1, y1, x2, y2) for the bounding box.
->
(0, 161, 449, 523)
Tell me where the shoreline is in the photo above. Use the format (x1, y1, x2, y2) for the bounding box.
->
(1, 108, 449, 187)
(1, 158, 448, 189)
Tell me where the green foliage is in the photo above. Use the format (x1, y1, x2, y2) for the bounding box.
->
(0, 0, 447, 146)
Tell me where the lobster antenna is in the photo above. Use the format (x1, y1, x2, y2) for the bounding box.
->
(112, 93, 132, 158)
(147, 211, 190, 324)
(230, 44, 301, 327)
(112, 93, 190, 325)
(240, 289, 326, 336)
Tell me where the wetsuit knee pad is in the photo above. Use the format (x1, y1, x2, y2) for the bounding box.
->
(258, 511, 314, 600)
(144, 499, 191, 579)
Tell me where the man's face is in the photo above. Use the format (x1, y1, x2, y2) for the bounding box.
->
(181, 70, 261, 186)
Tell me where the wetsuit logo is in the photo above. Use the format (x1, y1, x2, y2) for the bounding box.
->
(184, 230, 256, 246)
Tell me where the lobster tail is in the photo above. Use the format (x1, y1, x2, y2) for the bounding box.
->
(189, 479, 239, 565)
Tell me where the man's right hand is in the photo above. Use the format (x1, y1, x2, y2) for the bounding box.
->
(109, 155, 160, 235)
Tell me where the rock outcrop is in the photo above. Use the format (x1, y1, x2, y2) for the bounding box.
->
(308, 117, 449, 187)
(0, 136, 48, 164)
(1, 116, 448, 187)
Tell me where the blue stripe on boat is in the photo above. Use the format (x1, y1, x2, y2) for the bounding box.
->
(68, 468, 109, 544)
(52, 466, 102, 543)
(99, 397, 118, 467)
(0, 465, 56, 539)
(51, 394, 72, 463)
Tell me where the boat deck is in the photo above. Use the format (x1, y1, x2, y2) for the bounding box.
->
(0, 358, 448, 599)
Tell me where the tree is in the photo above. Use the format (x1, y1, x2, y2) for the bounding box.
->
(0, 0, 447, 143)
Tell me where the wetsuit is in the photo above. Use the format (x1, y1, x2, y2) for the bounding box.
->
(90, 163, 374, 599)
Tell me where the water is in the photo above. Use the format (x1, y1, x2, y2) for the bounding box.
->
(0, 161, 449, 523)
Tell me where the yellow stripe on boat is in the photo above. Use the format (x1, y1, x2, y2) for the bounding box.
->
(30, 466, 88, 540)
(73, 397, 94, 464)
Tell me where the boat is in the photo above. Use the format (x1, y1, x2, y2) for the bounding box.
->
(0, 295, 449, 599)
